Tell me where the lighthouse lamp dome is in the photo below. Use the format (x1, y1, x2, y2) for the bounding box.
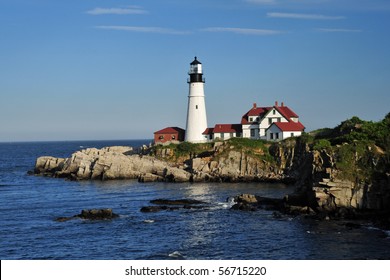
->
(189, 56, 202, 74)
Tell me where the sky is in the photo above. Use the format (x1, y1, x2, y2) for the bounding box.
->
(0, 0, 389, 142)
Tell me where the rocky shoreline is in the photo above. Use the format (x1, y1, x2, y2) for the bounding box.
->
(33, 135, 390, 227)
(33, 146, 192, 182)
(32, 144, 288, 183)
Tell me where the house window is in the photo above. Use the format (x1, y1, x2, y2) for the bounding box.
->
(250, 129, 255, 137)
(249, 117, 253, 122)
(270, 133, 274, 140)
(159, 135, 164, 140)
(230, 133, 234, 138)
(171, 135, 176, 139)
(221, 133, 224, 139)
(277, 118, 281, 122)
(276, 133, 279, 139)
(291, 133, 294, 137)
(273, 109, 276, 115)
(268, 118, 273, 125)
(196, 105, 198, 109)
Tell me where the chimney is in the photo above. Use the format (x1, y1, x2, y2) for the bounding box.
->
(275, 101, 278, 107)
(281, 102, 284, 107)
(253, 103, 257, 109)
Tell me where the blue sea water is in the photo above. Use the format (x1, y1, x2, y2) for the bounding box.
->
(1, 140, 390, 260)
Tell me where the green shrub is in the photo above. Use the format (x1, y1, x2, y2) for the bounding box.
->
(313, 139, 332, 151)
(226, 137, 268, 150)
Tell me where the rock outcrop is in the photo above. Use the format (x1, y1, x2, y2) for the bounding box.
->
(55, 208, 119, 222)
(140, 198, 208, 212)
(34, 146, 191, 182)
(276, 139, 390, 216)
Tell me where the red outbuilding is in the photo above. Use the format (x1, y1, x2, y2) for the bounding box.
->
(154, 127, 185, 144)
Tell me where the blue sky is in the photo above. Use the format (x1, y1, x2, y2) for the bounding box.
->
(0, 0, 389, 141)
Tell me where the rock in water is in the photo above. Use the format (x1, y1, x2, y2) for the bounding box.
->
(55, 208, 119, 221)
(150, 199, 206, 205)
(77, 208, 119, 220)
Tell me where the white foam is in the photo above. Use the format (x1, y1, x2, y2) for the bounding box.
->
(168, 251, 184, 259)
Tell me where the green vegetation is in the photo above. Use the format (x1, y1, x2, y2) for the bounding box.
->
(316, 113, 390, 150)
(309, 112, 390, 181)
(225, 137, 268, 150)
(153, 137, 275, 162)
(153, 141, 214, 159)
(312, 139, 332, 151)
(225, 137, 274, 162)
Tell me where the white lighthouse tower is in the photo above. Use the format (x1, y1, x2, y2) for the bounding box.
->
(185, 57, 208, 143)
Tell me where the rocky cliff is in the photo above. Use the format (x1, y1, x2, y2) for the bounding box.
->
(34, 139, 390, 213)
(274, 138, 390, 213)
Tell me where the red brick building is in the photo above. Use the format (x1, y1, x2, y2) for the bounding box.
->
(154, 127, 185, 144)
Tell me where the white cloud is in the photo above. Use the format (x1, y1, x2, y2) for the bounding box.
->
(87, 6, 148, 15)
(202, 27, 283, 35)
(245, 0, 331, 6)
(267, 12, 345, 20)
(95, 26, 190, 35)
(316, 28, 362, 32)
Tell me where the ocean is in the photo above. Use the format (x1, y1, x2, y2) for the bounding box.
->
(1, 140, 390, 260)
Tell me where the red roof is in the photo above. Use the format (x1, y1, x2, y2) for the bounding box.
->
(241, 106, 271, 124)
(212, 124, 242, 133)
(271, 121, 305, 132)
(203, 124, 242, 134)
(154, 127, 185, 134)
(276, 106, 298, 120)
(247, 107, 271, 117)
(202, 127, 214, 135)
(241, 103, 299, 124)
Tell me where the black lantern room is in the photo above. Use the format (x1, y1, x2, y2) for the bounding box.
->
(188, 57, 204, 83)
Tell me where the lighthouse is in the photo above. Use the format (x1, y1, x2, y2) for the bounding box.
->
(185, 57, 208, 143)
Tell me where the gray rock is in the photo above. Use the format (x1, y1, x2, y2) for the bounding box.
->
(34, 146, 191, 182)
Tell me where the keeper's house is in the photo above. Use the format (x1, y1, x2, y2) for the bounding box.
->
(202, 101, 305, 142)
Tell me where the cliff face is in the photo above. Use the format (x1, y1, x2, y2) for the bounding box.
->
(161, 136, 389, 212)
(271, 138, 390, 212)
(153, 140, 284, 182)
